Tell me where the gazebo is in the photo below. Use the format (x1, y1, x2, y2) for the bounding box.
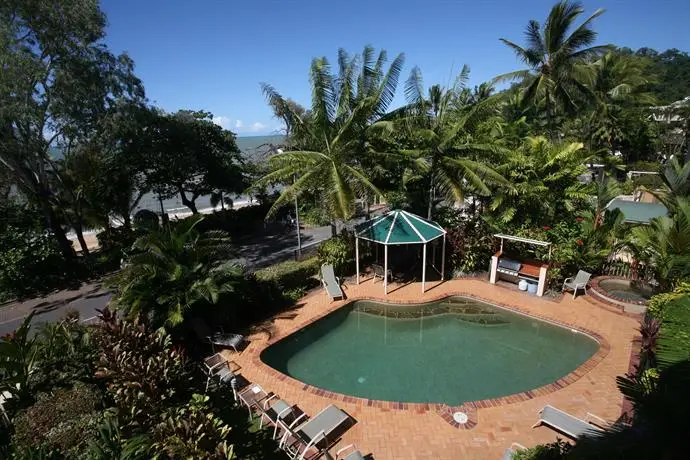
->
(354, 210, 447, 294)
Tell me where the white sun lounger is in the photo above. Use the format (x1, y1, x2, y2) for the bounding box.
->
(280, 404, 351, 460)
(502, 442, 526, 460)
(533, 405, 605, 439)
(321, 264, 344, 301)
(336, 444, 365, 460)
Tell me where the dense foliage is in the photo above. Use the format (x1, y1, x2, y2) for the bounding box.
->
(112, 217, 243, 329)
(0, 310, 284, 459)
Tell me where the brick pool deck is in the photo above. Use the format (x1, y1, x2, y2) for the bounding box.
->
(225, 277, 640, 459)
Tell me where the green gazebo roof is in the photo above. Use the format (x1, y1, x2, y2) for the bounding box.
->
(606, 199, 668, 224)
(355, 210, 446, 245)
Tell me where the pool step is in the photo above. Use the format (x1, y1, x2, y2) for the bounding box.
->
(354, 302, 509, 326)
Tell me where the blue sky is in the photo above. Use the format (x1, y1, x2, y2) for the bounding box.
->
(101, 0, 690, 136)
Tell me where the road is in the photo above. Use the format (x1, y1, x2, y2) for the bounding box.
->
(0, 210, 384, 335)
(0, 293, 113, 336)
(0, 220, 345, 335)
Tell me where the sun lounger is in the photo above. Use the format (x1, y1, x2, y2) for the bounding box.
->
(280, 404, 352, 460)
(259, 394, 301, 440)
(202, 353, 235, 392)
(562, 270, 592, 299)
(237, 383, 270, 420)
(501, 442, 526, 460)
(533, 405, 605, 439)
(190, 318, 245, 353)
(321, 264, 344, 301)
(336, 444, 365, 460)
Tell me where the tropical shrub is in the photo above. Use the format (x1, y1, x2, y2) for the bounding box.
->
(638, 313, 661, 372)
(647, 281, 690, 319)
(150, 394, 233, 459)
(32, 316, 97, 391)
(193, 203, 279, 239)
(300, 206, 330, 227)
(95, 226, 137, 270)
(94, 310, 194, 431)
(0, 314, 40, 405)
(440, 213, 495, 275)
(254, 257, 320, 292)
(511, 439, 571, 460)
(0, 227, 67, 299)
(112, 216, 244, 329)
(384, 191, 410, 211)
(628, 198, 690, 291)
(12, 383, 102, 457)
(656, 294, 690, 365)
(132, 209, 160, 232)
(317, 237, 353, 274)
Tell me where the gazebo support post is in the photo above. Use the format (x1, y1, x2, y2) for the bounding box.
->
(355, 237, 360, 285)
(384, 244, 388, 295)
(441, 233, 446, 281)
(422, 242, 427, 293)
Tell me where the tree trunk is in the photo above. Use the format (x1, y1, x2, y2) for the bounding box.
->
(39, 197, 75, 259)
(74, 223, 90, 256)
(330, 221, 337, 237)
(427, 177, 434, 220)
(123, 213, 132, 230)
(179, 189, 198, 214)
(220, 191, 225, 210)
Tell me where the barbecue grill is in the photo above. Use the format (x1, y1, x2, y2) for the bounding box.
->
(497, 258, 521, 277)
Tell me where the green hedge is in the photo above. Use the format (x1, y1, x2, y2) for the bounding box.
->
(657, 294, 690, 364)
(254, 257, 321, 292)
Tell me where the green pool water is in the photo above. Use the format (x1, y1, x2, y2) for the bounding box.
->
(261, 297, 599, 406)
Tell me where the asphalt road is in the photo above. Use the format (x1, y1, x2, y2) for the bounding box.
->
(0, 212, 382, 335)
(0, 293, 113, 336)
(0, 223, 334, 335)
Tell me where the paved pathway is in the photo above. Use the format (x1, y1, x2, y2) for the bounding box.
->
(223, 277, 640, 460)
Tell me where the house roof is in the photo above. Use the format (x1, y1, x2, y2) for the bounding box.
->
(355, 210, 446, 245)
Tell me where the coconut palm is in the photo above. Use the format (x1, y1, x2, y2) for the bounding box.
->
(496, 0, 611, 136)
(256, 47, 405, 231)
(112, 217, 243, 329)
(376, 66, 509, 219)
(586, 51, 656, 152)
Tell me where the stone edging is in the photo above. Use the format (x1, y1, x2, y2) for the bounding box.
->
(590, 276, 649, 306)
(248, 289, 611, 430)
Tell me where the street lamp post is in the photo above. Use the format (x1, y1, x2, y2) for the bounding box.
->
(275, 148, 302, 257)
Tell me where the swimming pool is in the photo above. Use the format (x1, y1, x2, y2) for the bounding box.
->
(261, 296, 599, 406)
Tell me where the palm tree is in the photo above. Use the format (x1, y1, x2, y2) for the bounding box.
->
(652, 157, 690, 210)
(496, 0, 611, 137)
(586, 51, 656, 152)
(628, 198, 690, 290)
(112, 217, 243, 329)
(376, 66, 509, 219)
(256, 46, 405, 233)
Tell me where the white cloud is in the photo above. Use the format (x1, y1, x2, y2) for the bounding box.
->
(212, 117, 267, 133)
(212, 116, 231, 129)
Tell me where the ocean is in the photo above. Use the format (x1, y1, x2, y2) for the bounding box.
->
(133, 134, 284, 214)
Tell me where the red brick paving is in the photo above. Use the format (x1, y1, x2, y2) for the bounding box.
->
(224, 277, 639, 459)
